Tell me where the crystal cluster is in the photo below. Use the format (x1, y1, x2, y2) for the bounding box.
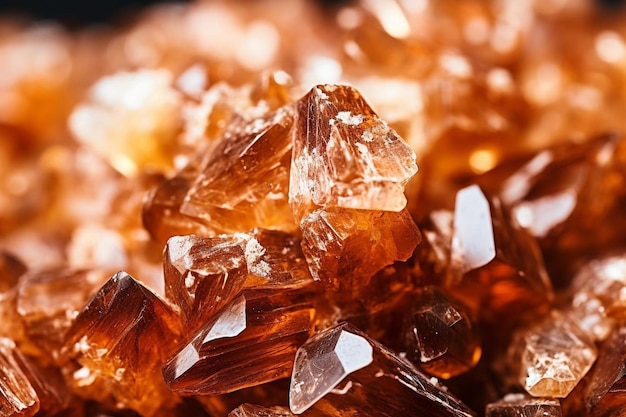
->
(2, 0, 626, 416)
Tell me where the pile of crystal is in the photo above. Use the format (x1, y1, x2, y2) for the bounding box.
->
(4, 0, 626, 416)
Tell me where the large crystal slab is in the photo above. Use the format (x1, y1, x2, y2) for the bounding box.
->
(61, 271, 182, 416)
(289, 84, 418, 216)
(163, 284, 316, 395)
(520, 312, 597, 398)
(0, 337, 39, 417)
(289, 322, 475, 416)
(403, 287, 481, 379)
(584, 326, 626, 416)
(300, 207, 420, 289)
(448, 185, 553, 323)
(181, 106, 296, 234)
(485, 394, 562, 417)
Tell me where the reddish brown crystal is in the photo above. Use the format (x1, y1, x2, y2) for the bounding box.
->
(300, 207, 420, 289)
(289, 322, 475, 416)
(485, 394, 562, 417)
(61, 271, 182, 416)
(447, 185, 553, 323)
(403, 287, 481, 379)
(0, 337, 39, 417)
(163, 284, 316, 396)
(16, 268, 109, 355)
(180, 106, 296, 234)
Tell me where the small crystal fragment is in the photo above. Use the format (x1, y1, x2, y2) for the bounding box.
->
(164, 284, 316, 395)
(0, 251, 27, 293)
(61, 271, 182, 416)
(289, 84, 418, 215)
(485, 393, 562, 417)
(229, 404, 294, 417)
(448, 185, 553, 323)
(16, 268, 109, 354)
(0, 337, 39, 417)
(403, 287, 481, 379)
(299, 207, 420, 289)
(289, 322, 475, 416)
(520, 312, 597, 398)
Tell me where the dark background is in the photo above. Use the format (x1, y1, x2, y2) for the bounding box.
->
(0, 0, 623, 29)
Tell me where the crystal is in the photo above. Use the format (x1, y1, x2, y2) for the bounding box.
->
(163, 234, 248, 333)
(0, 338, 39, 417)
(60, 271, 182, 416)
(163, 284, 316, 396)
(520, 312, 597, 398)
(16, 268, 109, 355)
(485, 394, 562, 417)
(289, 84, 418, 217)
(180, 106, 296, 234)
(68, 70, 182, 177)
(289, 322, 475, 416)
(403, 287, 481, 379)
(447, 185, 553, 323)
(0, 252, 27, 340)
(0, 251, 27, 293)
(229, 404, 294, 417)
(584, 326, 626, 416)
(299, 207, 420, 289)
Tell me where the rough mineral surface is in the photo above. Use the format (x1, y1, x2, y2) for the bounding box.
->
(485, 393, 562, 417)
(289, 322, 476, 416)
(61, 271, 182, 416)
(520, 312, 597, 398)
(448, 185, 553, 323)
(163, 285, 316, 396)
(289, 84, 418, 216)
(229, 404, 295, 417)
(0, 338, 39, 417)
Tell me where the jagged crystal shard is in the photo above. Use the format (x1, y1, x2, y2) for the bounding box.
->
(289, 84, 418, 215)
(485, 394, 562, 417)
(289, 322, 476, 416)
(521, 313, 597, 398)
(163, 284, 316, 396)
(0, 338, 39, 417)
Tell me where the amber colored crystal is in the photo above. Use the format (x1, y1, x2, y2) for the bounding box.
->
(0, 252, 27, 340)
(0, 251, 27, 293)
(300, 207, 420, 289)
(164, 234, 248, 332)
(163, 284, 316, 396)
(519, 312, 597, 398)
(447, 185, 553, 323)
(485, 394, 562, 417)
(229, 404, 294, 417)
(584, 326, 626, 416)
(289, 84, 418, 217)
(142, 163, 211, 246)
(61, 271, 182, 416)
(69, 70, 182, 177)
(180, 106, 296, 234)
(0, 337, 39, 417)
(16, 268, 109, 355)
(197, 379, 290, 417)
(403, 287, 481, 379)
(289, 322, 475, 416)
(411, 210, 454, 286)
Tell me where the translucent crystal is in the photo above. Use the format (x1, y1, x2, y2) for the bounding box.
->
(163, 284, 316, 395)
(448, 185, 553, 323)
(229, 404, 294, 417)
(520, 312, 597, 398)
(61, 271, 182, 416)
(289, 84, 418, 216)
(0, 337, 39, 417)
(403, 287, 481, 379)
(181, 106, 296, 234)
(485, 393, 562, 417)
(289, 322, 475, 416)
(69, 70, 182, 177)
(299, 207, 420, 289)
